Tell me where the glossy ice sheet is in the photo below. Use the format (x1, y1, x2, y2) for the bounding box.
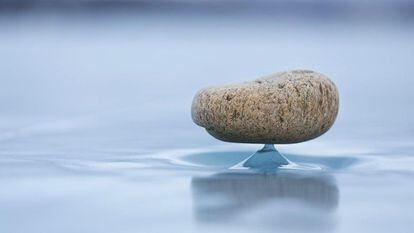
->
(1, 142, 413, 233)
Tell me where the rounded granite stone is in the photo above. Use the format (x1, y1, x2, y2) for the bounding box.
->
(191, 70, 339, 144)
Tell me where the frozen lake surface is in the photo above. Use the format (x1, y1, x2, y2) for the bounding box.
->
(1, 10, 414, 233)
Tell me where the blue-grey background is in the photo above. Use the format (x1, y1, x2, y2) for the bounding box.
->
(1, 1, 414, 233)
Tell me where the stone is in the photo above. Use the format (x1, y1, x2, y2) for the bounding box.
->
(191, 70, 339, 144)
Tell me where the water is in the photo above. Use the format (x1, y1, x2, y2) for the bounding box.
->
(1, 5, 414, 233)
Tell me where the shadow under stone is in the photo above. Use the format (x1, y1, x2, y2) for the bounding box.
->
(191, 170, 339, 231)
(183, 150, 359, 170)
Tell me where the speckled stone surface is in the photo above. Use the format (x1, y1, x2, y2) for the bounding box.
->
(191, 70, 339, 144)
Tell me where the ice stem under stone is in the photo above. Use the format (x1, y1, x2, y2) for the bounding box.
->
(233, 144, 290, 169)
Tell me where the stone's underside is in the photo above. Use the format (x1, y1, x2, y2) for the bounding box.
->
(191, 70, 339, 144)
